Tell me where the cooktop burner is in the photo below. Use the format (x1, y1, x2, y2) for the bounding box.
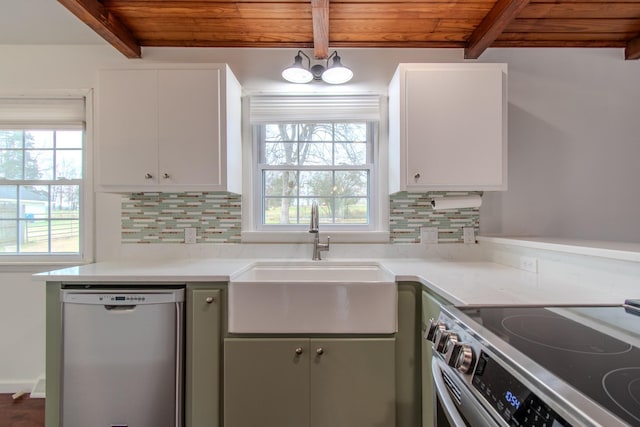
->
(460, 305, 640, 425)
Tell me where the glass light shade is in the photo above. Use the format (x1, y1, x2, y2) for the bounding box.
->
(282, 54, 313, 83)
(321, 55, 353, 84)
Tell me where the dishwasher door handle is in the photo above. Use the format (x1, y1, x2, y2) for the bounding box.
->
(104, 305, 136, 311)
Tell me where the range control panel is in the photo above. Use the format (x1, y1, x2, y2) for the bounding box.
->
(472, 351, 570, 427)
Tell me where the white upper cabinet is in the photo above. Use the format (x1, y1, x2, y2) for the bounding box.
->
(96, 64, 242, 193)
(388, 63, 507, 193)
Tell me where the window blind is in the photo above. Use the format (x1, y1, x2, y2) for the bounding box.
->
(0, 98, 85, 126)
(249, 95, 381, 123)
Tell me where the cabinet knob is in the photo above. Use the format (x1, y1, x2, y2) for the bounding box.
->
(205, 296, 215, 304)
(316, 348, 324, 355)
(295, 347, 303, 355)
(145, 173, 153, 179)
(162, 173, 170, 179)
(414, 173, 421, 182)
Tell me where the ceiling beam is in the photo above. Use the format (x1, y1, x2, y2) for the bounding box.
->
(626, 35, 640, 60)
(465, 0, 530, 59)
(312, 0, 329, 59)
(58, 0, 141, 58)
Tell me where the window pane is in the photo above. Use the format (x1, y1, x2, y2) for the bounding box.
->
(335, 123, 366, 142)
(299, 123, 332, 141)
(26, 130, 54, 149)
(51, 185, 80, 218)
(265, 124, 297, 142)
(0, 150, 24, 179)
(21, 219, 49, 252)
(335, 171, 368, 197)
(0, 131, 23, 149)
(264, 198, 299, 224)
(51, 219, 79, 253)
(0, 220, 17, 252)
(25, 150, 53, 180)
(264, 142, 298, 166)
(300, 142, 332, 166)
(56, 130, 83, 149)
(300, 171, 332, 196)
(0, 186, 17, 218)
(335, 142, 366, 166)
(19, 186, 49, 219)
(55, 150, 82, 179)
(264, 171, 298, 197)
(334, 198, 368, 224)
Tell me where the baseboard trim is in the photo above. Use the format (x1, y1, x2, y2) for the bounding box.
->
(0, 381, 35, 394)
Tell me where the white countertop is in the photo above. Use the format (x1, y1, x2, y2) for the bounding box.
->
(36, 256, 637, 306)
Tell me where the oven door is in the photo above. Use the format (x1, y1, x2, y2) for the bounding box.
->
(432, 357, 501, 427)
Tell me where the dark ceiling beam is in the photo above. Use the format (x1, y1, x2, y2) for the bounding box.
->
(58, 0, 141, 58)
(312, 0, 329, 59)
(626, 35, 640, 60)
(465, 0, 530, 59)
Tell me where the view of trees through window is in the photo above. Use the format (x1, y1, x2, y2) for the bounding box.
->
(0, 129, 82, 253)
(260, 122, 371, 226)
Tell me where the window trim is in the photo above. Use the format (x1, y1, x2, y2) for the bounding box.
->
(0, 91, 93, 265)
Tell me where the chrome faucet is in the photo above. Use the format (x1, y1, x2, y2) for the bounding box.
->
(309, 201, 330, 260)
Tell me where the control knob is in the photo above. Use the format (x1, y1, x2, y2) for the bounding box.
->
(446, 342, 475, 374)
(425, 320, 445, 342)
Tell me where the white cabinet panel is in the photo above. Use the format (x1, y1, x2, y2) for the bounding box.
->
(96, 64, 241, 193)
(389, 63, 507, 192)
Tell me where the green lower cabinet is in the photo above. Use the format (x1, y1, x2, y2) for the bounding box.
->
(185, 287, 221, 427)
(224, 337, 396, 427)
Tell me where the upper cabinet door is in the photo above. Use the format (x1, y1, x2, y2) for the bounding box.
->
(97, 69, 159, 187)
(157, 69, 221, 187)
(96, 64, 242, 193)
(389, 63, 507, 193)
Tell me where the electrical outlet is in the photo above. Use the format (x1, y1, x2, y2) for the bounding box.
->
(184, 228, 197, 244)
(463, 227, 475, 244)
(519, 256, 538, 273)
(421, 227, 438, 244)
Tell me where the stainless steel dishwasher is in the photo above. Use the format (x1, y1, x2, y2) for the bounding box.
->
(60, 287, 184, 427)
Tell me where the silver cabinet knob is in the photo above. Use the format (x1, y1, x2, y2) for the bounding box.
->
(316, 348, 324, 355)
(295, 347, 303, 355)
(162, 173, 170, 179)
(205, 296, 215, 304)
(144, 173, 153, 179)
(414, 173, 421, 182)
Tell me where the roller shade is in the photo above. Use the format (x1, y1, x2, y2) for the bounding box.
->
(0, 98, 85, 126)
(249, 95, 381, 123)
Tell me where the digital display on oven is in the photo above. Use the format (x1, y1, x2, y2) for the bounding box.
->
(472, 351, 570, 426)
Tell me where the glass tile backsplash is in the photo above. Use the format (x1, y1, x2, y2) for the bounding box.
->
(121, 192, 241, 243)
(121, 191, 480, 244)
(389, 192, 481, 243)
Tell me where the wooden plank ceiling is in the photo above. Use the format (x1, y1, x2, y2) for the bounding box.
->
(58, 0, 640, 60)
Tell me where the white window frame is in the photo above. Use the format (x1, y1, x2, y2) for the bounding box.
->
(241, 94, 389, 243)
(0, 92, 93, 266)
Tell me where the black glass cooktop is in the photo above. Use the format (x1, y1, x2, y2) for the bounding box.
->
(459, 305, 640, 426)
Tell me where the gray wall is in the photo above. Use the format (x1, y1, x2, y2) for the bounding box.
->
(479, 48, 640, 243)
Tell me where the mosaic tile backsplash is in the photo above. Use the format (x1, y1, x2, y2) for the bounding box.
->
(122, 192, 241, 243)
(121, 191, 479, 244)
(389, 192, 481, 243)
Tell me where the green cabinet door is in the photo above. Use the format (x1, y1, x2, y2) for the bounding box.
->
(310, 338, 396, 427)
(186, 288, 221, 427)
(224, 338, 311, 427)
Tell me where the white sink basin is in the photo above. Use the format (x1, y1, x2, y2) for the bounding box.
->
(228, 261, 397, 334)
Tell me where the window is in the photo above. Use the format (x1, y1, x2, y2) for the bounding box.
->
(249, 95, 382, 234)
(0, 97, 87, 261)
(257, 122, 374, 229)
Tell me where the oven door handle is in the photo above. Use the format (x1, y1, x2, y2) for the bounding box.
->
(432, 358, 469, 427)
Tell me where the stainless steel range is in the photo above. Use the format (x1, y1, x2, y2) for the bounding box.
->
(426, 300, 640, 426)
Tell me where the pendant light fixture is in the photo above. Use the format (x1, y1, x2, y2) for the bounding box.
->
(282, 50, 353, 84)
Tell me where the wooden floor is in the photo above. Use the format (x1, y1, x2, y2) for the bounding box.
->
(0, 394, 45, 427)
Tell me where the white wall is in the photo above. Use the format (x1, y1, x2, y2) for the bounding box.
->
(479, 48, 640, 243)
